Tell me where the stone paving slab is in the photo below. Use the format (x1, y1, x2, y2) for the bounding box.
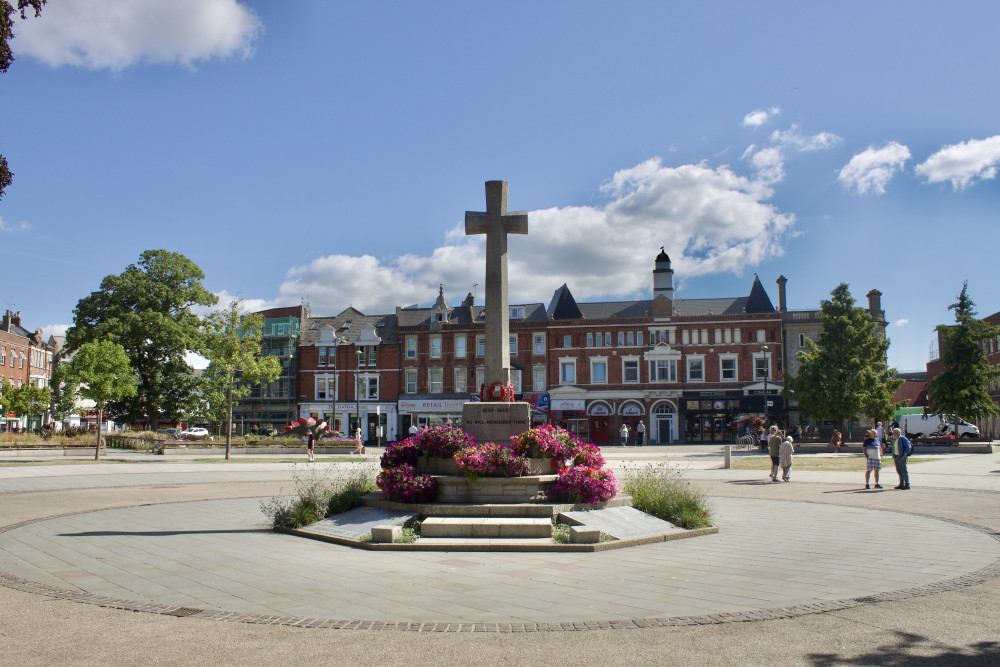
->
(304, 506, 416, 540)
(1, 496, 997, 627)
(560, 505, 680, 540)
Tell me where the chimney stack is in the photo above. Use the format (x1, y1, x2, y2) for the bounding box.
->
(776, 275, 787, 312)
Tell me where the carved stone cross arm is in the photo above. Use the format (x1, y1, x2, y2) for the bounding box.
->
(464, 181, 528, 391)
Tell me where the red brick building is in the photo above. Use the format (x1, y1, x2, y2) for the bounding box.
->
(297, 308, 401, 443)
(1, 310, 54, 430)
(391, 251, 785, 444)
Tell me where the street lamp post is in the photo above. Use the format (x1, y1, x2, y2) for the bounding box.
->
(761, 344, 769, 427)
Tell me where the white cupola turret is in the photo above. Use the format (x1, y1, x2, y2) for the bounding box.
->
(653, 247, 674, 300)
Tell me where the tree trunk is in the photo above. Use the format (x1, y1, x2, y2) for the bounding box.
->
(94, 405, 103, 461)
(225, 376, 233, 461)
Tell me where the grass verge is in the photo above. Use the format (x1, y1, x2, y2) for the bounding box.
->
(0, 459, 129, 467)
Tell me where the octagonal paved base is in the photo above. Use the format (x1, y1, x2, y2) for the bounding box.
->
(1, 496, 997, 627)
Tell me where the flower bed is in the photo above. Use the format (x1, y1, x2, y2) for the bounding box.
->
(454, 441, 530, 482)
(550, 465, 620, 504)
(377, 424, 618, 505)
(376, 464, 438, 503)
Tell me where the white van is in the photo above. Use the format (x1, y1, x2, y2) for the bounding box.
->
(897, 413, 980, 439)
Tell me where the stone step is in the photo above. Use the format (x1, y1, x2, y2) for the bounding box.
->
(413, 537, 564, 551)
(420, 516, 552, 539)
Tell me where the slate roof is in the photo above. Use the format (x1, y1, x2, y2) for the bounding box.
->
(549, 279, 774, 321)
(300, 308, 398, 345)
(745, 275, 776, 313)
(396, 298, 546, 328)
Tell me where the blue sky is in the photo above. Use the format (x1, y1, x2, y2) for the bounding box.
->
(2, 1, 999, 372)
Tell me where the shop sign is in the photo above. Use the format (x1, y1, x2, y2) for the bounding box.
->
(397, 398, 465, 412)
(551, 399, 585, 411)
(588, 403, 610, 416)
(621, 403, 642, 416)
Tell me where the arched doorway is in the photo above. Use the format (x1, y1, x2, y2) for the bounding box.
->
(587, 402, 611, 444)
(652, 402, 676, 444)
(619, 401, 644, 444)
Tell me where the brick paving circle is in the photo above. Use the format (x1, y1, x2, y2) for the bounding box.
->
(1, 494, 998, 632)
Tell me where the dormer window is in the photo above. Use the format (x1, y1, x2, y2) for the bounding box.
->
(432, 312, 447, 323)
(509, 306, 525, 320)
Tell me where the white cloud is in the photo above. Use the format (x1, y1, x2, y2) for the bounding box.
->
(770, 124, 841, 152)
(748, 147, 785, 185)
(15, 0, 262, 70)
(742, 107, 781, 128)
(0, 216, 31, 232)
(838, 142, 911, 195)
(40, 324, 69, 339)
(915, 135, 1000, 189)
(231, 157, 796, 316)
(892, 318, 910, 328)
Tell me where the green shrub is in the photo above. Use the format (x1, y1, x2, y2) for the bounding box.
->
(261, 463, 379, 529)
(624, 464, 712, 529)
(327, 467, 378, 516)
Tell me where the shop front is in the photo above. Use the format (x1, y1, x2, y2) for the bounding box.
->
(305, 402, 397, 444)
(551, 398, 588, 441)
(587, 401, 611, 444)
(398, 396, 466, 437)
(682, 391, 743, 443)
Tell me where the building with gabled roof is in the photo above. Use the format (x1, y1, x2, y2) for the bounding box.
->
(297, 307, 400, 442)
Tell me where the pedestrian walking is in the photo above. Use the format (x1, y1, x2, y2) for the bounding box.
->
(620, 423, 630, 447)
(354, 427, 365, 455)
(875, 420, 887, 454)
(891, 427, 912, 490)
(636, 420, 645, 447)
(408, 423, 419, 437)
(779, 435, 795, 481)
(767, 425, 782, 482)
(863, 429, 882, 489)
(306, 432, 315, 462)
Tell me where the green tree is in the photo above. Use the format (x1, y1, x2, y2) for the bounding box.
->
(64, 340, 138, 460)
(784, 283, 903, 434)
(65, 250, 218, 429)
(1, 1, 45, 200)
(48, 363, 79, 424)
(202, 298, 281, 459)
(2, 381, 49, 430)
(926, 282, 1000, 425)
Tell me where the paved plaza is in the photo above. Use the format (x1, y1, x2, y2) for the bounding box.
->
(1, 446, 1000, 665)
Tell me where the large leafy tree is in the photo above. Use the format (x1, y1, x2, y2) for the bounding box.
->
(784, 283, 902, 434)
(1, 1, 45, 200)
(63, 340, 138, 460)
(65, 250, 218, 429)
(202, 298, 281, 460)
(926, 282, 1000, 423)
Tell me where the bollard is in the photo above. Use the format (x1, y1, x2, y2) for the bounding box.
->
(723, 445, 732, 469)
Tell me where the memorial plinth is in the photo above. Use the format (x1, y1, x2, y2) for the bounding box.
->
(461, 401, 531, 445)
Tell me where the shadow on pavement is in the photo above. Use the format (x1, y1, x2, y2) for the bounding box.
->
(58, 529, 270, 537)
(808, 632, 999, 666)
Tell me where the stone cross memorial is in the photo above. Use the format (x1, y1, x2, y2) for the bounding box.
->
(461, 180, 532, 443)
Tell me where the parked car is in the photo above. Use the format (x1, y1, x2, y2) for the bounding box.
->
(157, 428, 182, 439)
(181, 427, 210, 440)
